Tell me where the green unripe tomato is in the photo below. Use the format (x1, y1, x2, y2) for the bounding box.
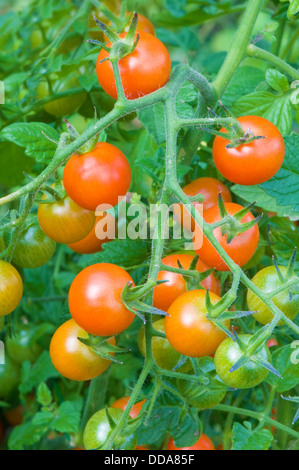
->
(247, 266, 299, 325)
(9, 224, 56, 269)
(83, 408, 129, 450)
(138, 319, 181, 371)
(30, 29, 44, 49)
(37, 76, 86, 118)
(177, 357, 226, 409)
(0, 356, 20, 399)
(214, 335, 271, 389)
(6, 327, 43, 365)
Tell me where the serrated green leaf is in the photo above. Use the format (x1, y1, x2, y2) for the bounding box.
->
(232, 135, 299, 220)
(232, 422, 273, 450)
(232, 91, 293, 135)
(0, 122, 60, 163)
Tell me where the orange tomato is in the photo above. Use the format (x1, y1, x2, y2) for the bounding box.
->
(50, 319, 115, 381)
(111, 396, 146, 419)
(165, 290, 229, 358)
(167, 434, 215, 450)
(153, 254, 221, 312)
(68, 212, 116, 254)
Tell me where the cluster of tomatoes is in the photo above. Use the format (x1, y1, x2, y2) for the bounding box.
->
(0, 3, 294, 452)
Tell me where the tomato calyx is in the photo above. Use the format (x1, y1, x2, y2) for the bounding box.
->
(79, 334, 126, 364)
(225, 128, 266, 149)
(213, 195, 262, 244)
(121, 280, 170, 321)
(229, 328, 281, 378)
(64, 111, 100, 155)
(91, 12, 140, 63)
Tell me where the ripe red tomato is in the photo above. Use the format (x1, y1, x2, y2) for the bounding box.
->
(111, 396, 146, 419)
(96, 32, 171, 100)
(68, 212, 116, 254)
(0, 261, 23, 317)
(194, 202, 259, 271)
(63, 142, 131, 211)
(153, 254, 221, 312)
(212, 116, 285, 186)
(175, 177, 232, 232)
(165, 290, 229, 358)
(69, 263, 135, 336)
(38, 195, 95, 244)
(167, 434, 215, 450)
(50, 319, 115, 381)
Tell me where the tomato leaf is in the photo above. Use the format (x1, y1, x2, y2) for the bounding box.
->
(232, 134, 299, 221)
(0, 122, 60, 164)
(232, 422, 273, 450)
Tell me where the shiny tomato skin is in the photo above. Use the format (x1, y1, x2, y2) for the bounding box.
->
(214, 334, 270, 389)
(212, 116, 285, 186)
(247, 266, 299, 325)
(96, 32, 171, 100)
(63, 142, 131, 211)
(38, 196, 95, 244)
(50, 319, 115, 381)
(165, 290, 229, 358)
(175, 177, 232, 232)
(0, 261, 23, 317)
(83, 408, 128, 450)
(68, 212, 116, 254)
(0, 356, 20, 399)
(167, 434, 215, 450)
(11, 224, 56, 269)
(194, 202, 259, 271)
(69, 263, 135, 336)
(153, 254, 221, 312)
(138, 319, 182, 370)
(111, 396, 146, 419)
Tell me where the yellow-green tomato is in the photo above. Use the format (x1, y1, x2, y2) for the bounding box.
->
(37, 76, 86, 118)
(247, 266, 299, 325)
(138, 319, 181, 371)
(214, 335, 271, 389)
(10, 224, 56, 269)
(83, 408, 129, 450)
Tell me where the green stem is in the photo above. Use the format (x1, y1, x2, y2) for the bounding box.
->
(102, 358, 153, 449)
(247, 44, 299, 80)
(213, 0, 264, 96)
(214, 404, 299, 440)
(281, 27, 299, 60)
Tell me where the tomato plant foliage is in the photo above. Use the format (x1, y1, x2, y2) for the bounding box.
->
(0, 0, 299, 453)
